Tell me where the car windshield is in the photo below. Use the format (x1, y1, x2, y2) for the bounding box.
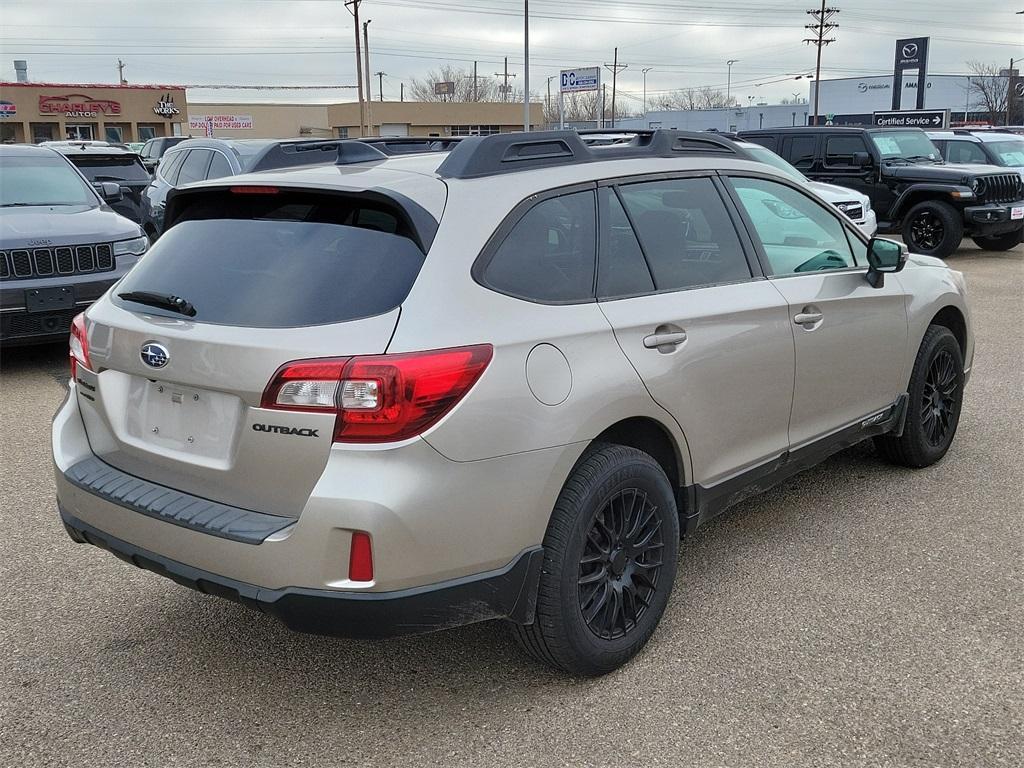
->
(0, 153, 97, 207)
(870, 131, 941, 161)
(987, 140, 1024, 167)
(746, 146, 806, 182)
(67, 155, 150, 182)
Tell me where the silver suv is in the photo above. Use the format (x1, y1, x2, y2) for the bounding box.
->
(53, 131, 974, 675)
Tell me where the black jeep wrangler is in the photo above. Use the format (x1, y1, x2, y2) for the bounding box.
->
(739, 126, 1024, 257)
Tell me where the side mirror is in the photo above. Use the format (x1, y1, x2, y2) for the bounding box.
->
(97, 181, 123, 204)
(866, 237, 907, 288)
(853, 151, 872, 167)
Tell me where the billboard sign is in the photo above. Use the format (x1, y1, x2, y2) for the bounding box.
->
(188, 114, 253, 130)
(433, 81, 455, 96)
(560, 67, 600, 94)
(872, 108, 948, 128)
(892, 37, 930, 110)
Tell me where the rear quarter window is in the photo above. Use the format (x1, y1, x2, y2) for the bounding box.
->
(113, 190, 427, 328)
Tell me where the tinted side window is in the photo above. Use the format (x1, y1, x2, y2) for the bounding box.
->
(825, 135, 868, 167)
(945, 140, 988, 164)
(176, 149, 212, 185)
(159, 150, 188, 184)
(617, 177, 751, 291)
(482, 190, 596, 303)
(597, 187, 654, 298)
(207, 152, 232, 180)
(745, 135, 777, 152)
(730, 177, 857, 276)
(784, 136, 817, 169)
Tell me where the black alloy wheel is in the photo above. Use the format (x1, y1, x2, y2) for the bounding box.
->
(909, 210, 945, 252)
(921, 349, 958, 447)
(578, 488, 664, 641)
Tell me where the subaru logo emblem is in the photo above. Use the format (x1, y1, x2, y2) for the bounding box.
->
(902, 43, 918, 59)
(140, 342, 170, 369)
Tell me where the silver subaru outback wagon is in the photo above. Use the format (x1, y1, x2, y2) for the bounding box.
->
(53, 130, 973, 676)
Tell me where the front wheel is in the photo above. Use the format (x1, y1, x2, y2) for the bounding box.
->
(875, 325, 964, 468)
(972, 230, 1023, 252)
(902, 201, 964, 259)
(512, 444, 680, 676)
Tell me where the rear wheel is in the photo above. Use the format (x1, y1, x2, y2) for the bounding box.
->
(971, 231, 1022, 251)
(512, 444, 679, 676)
(902, 201, 963, 259)
(874, 325, 964, 468)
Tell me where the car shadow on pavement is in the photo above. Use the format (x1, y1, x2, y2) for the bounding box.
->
(1, 341, 68, 386)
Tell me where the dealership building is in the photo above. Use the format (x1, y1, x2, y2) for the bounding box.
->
(0, 82, 189, 143)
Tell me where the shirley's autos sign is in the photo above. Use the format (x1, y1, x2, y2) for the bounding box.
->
(188, 114, 253, 130)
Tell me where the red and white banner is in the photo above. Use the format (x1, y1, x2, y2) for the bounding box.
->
(188, 114, 253, 130)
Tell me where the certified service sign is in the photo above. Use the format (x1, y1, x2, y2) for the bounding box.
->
(0, 101, 16, 118)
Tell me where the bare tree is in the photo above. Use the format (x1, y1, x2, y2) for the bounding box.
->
(408, 65, 498, 102)
(648, 86, 737, 111)
(965, 60, 1009, 125)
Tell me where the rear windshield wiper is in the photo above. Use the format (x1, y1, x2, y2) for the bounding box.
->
(118, 291, 196, 317)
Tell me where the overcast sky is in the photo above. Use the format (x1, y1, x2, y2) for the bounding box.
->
(1, 0, 1020, 108)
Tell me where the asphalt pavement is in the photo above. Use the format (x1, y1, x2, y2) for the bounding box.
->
(1, 241, 1021, 768)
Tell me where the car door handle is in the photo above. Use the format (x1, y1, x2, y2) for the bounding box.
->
(793, 311, 823, 325)
(643, 331, 688, 349)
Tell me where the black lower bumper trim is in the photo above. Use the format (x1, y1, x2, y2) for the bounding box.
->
(59, 506, 544, 638)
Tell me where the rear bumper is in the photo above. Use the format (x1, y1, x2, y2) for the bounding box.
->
(60, 505, 543, 638)
(963, 201, 1024, 235)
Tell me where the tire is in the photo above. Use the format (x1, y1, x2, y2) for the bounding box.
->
(874, 325, 964, 468)
(512, 444, 680, 676)
(902, 200, 964, 259)
(971, 230, 1023, 252)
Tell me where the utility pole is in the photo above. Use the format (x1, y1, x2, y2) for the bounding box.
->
(363, 19, 373, 135)
(375, 72, 386, 101)
(601, 84, 607, 129)
(494, 58, 516, 103)
(523, 0, 530, 131)
(117, 59, 127, 85)
(642, 67, 653, 116)
(604, 48, 627, 129)
(726, 59, 738, 104)
(345, 0, 366, 137)
(400, 82, 404, 102)
(473, 61, 478, 101)
(804, 1, 839, 126)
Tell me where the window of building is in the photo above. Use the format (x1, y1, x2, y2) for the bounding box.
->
(31, 123, 58, 144)
(105, 126, 124, 143)
(480, 190, 596, 303)
(138, 125, 158, 141)
(450, 125, 501, 137)
(616, 177, 752, 291)
(336, 127, 349, 139)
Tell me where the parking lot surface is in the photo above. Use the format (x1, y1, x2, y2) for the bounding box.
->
(1, 242, 1021, 768)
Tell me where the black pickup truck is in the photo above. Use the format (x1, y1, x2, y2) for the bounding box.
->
(739, 126, 1024, 257)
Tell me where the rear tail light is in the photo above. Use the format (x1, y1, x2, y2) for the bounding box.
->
(348, 532, 374, 582)
(230, 185, 279, 195)
(69, 312, 91, 379)
(261, 344, 493, 443)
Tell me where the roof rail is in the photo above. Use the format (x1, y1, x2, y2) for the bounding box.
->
(249, 139, 351, 172)
(357, 136, 465, 155)
(435, 129, 746, 179)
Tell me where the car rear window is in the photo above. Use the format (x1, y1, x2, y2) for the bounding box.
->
(68, 155, 151, 182)
(113, 190, 426, 328)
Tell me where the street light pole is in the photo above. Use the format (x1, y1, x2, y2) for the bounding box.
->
(523, 0, 530, 131)
(726, 59, 739, 104)
(642, 67, 653, 116)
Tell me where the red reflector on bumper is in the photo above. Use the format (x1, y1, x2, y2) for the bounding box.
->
(348, 532, 374, 582)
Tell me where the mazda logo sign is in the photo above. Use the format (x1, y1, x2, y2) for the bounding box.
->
(140, 342, 170, 369)
(902, 43, 918, 59)
(1016, 83, 1024, 98)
